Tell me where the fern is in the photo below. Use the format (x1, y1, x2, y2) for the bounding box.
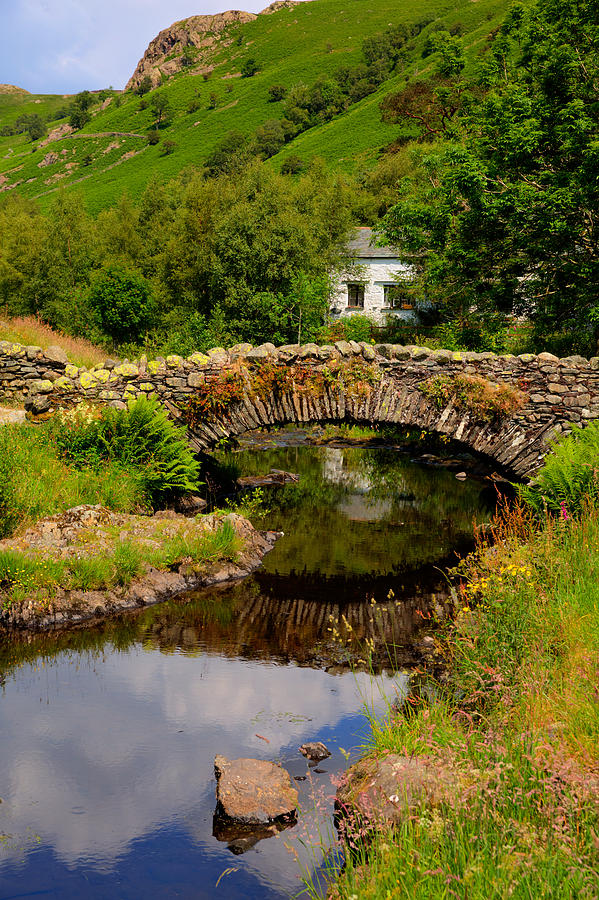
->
(519, 423, 599, 517)
(51, 397, 202, 506)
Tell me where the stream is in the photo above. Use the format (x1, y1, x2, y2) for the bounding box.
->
(0, 432, 493, 899)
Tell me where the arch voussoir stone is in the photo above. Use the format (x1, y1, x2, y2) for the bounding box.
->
(5, 339, 599, 479)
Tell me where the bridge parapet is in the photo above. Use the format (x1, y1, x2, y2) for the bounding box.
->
(3, 338, 599, 478)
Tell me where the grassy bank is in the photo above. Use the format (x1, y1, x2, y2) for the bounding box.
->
(0, 517, 239, 613)
(324, 501, 599, 899)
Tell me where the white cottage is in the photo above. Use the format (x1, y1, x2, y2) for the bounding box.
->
(330, 227, 417, 325)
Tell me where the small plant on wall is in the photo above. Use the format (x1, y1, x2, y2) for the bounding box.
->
(181, 370, 246, 425)
(419, 374, 527, 423)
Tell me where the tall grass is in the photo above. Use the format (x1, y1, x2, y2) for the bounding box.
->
(318, 504, 599, 900)
(0, 316, 106, 368)
(0, 423, 145, 537)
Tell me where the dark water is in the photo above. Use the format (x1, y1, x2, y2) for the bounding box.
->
(0, 440, 492, 899)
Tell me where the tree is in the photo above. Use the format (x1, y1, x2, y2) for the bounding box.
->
(241, 57, 259, 78)
(181, 45, 196, 68)
(281, 154, 304, 175)
(69, 91, 93, 130)
(381, 0, 599, 351)
(150, 93, 171, 127)
(161, 139, 177, 156)
(268, 84, 287, 102)
(253, 119, 285, 159)
(204, 130, 250, 175)
(135, 76, 153, 96)
(89, 267, 155, 342)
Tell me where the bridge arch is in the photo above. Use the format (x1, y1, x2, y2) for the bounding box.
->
(4, 339, 598, 480)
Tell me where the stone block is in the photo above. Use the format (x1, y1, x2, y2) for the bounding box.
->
(43, 345, 68, 365)
(299, 343, 320, 358)
(188, 352, 210, 366)
(188, 372, 205, 388)
(25, 345, 42, 360)
(166, 354, 185, 368)
(411, 347, 431, 361)
(246, 346, 271, 361)
(29, 379, 53, 394)
(113, 363, 139, 379)
(560, 355, 588, 367)
(335, 341, 353, 356)
(79, 372, 98, 389)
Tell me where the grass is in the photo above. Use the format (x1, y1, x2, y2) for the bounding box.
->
(315, 501, 599, 900)
(0, 0, 508, 213)
(0, 315, 106, 367)
(0, 423, 146, 537)
(0, 519, 239, 610)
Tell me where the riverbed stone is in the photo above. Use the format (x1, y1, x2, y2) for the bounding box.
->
(299, 741, 331, 761)
(214, 755, 298, 826)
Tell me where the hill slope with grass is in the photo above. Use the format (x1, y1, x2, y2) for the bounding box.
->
(0, 0, 509, 213)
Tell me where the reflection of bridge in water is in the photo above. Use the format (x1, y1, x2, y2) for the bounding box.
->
(141, 571, 452, 671)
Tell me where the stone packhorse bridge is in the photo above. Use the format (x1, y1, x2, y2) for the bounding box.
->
(2, 338, 599, 479)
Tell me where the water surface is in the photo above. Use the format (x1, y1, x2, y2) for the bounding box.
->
(0, 441, 491, 899)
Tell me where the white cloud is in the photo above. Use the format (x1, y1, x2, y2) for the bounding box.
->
(0, 645, 404, 892)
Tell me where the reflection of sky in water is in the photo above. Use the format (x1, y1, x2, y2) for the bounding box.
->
(0, 444, 481, 898)
(0, 644, 405, 898)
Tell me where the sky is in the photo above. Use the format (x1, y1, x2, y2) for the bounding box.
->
(0, 1, 308, 95)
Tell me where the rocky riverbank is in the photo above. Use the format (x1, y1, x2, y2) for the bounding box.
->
(0, 506, 279, 632)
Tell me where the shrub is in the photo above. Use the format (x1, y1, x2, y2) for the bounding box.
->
(241, 57, 259, 78)
(280, 153, 304, 175)
(319, 314, 373, 344)
(519, 422, 599, 518)
(419, 374, 527, 423)
(268, 84, 287, 102)
(89, 266, 155, 342)
(51, 397, 202, 505)
(135, 76, 153, 96)
(161, 139, 177, 156)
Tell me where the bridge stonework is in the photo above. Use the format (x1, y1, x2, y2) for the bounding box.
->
(3, 338, 599, 479)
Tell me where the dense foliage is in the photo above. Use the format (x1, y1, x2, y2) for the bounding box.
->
(520, 422, 599, 517)
(50, 397, 202, 505)
(0, 161, 353, 353)
(382, 0, 599, 353)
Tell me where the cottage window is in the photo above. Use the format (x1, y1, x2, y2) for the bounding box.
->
(383, 281, 415, 310)
(347, 283, 365, 308)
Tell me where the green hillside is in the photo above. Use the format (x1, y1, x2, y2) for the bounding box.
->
(0, 0, 507, 214)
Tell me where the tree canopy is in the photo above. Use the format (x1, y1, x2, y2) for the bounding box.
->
(381, 0, 599, 350)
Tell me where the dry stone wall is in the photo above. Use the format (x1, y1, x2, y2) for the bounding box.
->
(3, 337, 599, 478)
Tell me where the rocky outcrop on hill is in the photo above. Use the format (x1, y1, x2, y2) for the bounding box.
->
(125, 2, 306, 90)
(261, 1, 303, 13)
(0, 84, 29, 95)
(125, 10, 256, 91)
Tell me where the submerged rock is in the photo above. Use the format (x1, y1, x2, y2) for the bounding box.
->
(299, 741, 331, 762)
(214, 755, 298, 826)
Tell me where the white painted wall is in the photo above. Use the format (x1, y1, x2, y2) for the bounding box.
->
(329, 258, 418, 325)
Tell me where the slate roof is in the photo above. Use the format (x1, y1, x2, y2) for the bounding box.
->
(346, 227, 398, 259)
